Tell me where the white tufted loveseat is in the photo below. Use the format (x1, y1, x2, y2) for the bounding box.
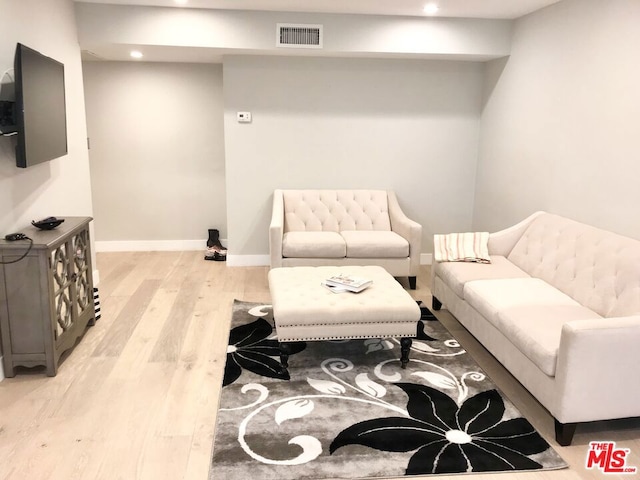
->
(431, 211, 640, 445)
(269, 189, 421, 288)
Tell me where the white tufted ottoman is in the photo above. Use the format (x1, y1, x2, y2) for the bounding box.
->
(268, 265, 421, 369)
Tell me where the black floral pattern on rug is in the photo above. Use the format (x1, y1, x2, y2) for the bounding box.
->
(416, 321, 439, 341)
(223, 317, 306, 387)
(330, 383, 549, 474)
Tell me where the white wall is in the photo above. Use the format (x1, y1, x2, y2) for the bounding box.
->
(473, 0, 640, 238)
(224, 55, 484, 261)
(0, 0, 93, 234)
(82, 61, 226, 250)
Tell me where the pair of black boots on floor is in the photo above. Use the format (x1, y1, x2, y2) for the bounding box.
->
(205, 229, 227, 261)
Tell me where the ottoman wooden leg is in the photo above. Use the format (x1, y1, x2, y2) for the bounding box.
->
(279, 342, 291, 372)
(400, 338, 412, 369)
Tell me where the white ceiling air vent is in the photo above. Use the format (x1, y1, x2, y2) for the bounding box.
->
(277, 23, 323, 49)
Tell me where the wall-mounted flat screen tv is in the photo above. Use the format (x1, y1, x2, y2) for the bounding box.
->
(14, 43, 68, 168)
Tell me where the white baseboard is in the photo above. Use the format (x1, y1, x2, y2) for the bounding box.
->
(93, 244, 431, 268)
(226, 254, 270, 267)
(95, 239, 226, 253)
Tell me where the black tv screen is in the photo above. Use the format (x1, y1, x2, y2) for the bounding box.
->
(14, 43, 68, 168)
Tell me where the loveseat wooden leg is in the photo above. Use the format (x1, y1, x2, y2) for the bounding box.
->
(554, 419, 577, 446)
(408, 276, 417, 290)
(432, 296, 442, 311)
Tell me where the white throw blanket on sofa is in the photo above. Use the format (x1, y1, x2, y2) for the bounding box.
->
(434, 232, 491, 263)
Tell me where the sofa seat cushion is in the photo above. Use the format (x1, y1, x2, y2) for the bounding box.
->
(495, 305, 602, 377)
(464, 278, 601, 376)
(435, 256, 530, 298)
(341, 231, 409, 258)
(283, 231, 346, 258)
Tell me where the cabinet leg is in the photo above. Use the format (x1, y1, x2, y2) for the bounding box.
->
(4, 364, 16, 378)
(46, 364, 58, 377)
(408, 276, 417, 290)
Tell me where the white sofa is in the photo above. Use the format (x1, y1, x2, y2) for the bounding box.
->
(431, 211, 640, 445)
(269, 189, 421, 289)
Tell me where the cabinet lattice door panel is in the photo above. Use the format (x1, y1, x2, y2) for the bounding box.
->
(73, 230, 92, 317)
(0, 217, 95, 377)
(52, 243, 73, 340)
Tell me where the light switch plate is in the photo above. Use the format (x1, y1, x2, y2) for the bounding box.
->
(237, 112, 252, 123)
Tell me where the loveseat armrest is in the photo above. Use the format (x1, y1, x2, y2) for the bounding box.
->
(269, 190, 285, 268)
(388, 191, 422, 275)
(554, 315, 640, 423)
(487, 211, 546, 256)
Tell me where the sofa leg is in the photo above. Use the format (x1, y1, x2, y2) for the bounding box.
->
(408, 276, 417, 290)
(432, 296, 442, 311)
(554, 419, 577, 446)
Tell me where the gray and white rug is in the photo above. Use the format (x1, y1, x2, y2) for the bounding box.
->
(210, 300, 567, 479)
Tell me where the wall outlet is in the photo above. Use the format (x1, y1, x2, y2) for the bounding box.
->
(237, 112, 252, 123)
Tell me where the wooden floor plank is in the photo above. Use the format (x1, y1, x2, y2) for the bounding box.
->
(92, 279, 162, 357)
(148, 263, 210, 363)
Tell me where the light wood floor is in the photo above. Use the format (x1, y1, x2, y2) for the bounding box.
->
(0, 251, 638, 480)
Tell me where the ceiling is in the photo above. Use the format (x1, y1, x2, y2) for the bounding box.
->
(75, 0, 562, 20)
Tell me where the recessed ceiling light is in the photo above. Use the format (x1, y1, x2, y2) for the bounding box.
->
(130, 50, 143, 59)
(175, 0, 188, 4)
(423, 3, 439, 15)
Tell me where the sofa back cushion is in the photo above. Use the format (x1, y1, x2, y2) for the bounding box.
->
(282, 190, 391, 233)
(507, 213, 640, 318)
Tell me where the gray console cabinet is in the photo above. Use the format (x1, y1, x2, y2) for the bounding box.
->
(0, 217, 95, 377)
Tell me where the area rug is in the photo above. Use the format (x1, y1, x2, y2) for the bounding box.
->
(210, 300, 567, 479)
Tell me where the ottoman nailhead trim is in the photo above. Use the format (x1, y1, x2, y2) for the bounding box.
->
(280, 333, 417, 342)
(278, 320, 418, 328)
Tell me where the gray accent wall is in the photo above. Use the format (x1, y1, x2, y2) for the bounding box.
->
(82, 62, 226, 246)
(223, 56, 484, 258)
(473, 0, 640, 239)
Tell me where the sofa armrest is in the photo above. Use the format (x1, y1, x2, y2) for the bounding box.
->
(487, 211, 546, 256)
(554, 315, 640, 422)
(269, 190, 285, 268)
(388, 191, 422, 275)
